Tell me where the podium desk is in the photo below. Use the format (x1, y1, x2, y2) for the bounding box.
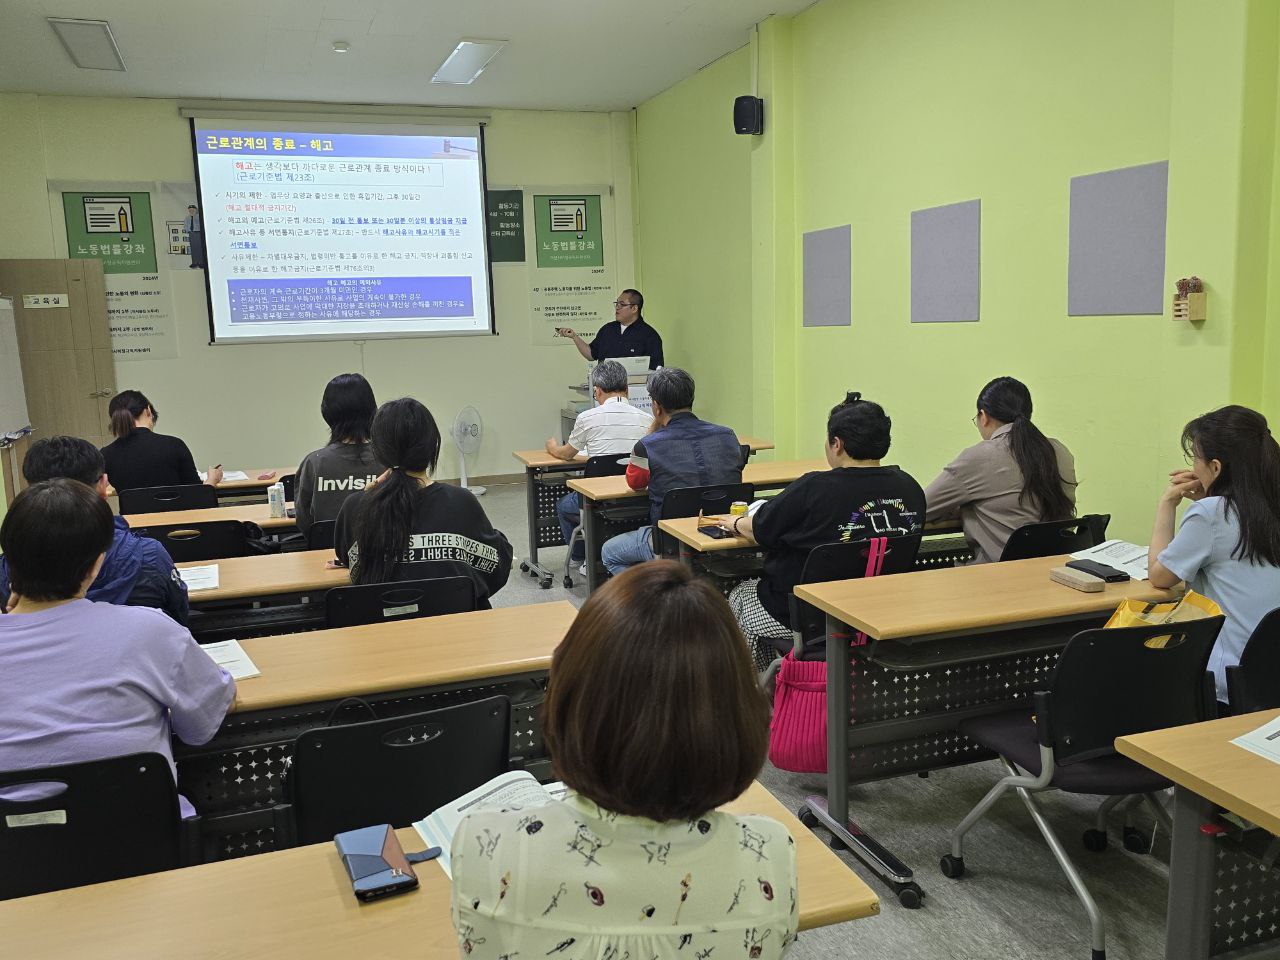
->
(178, 549, 347, 640)
(178, 602, 577, 861)
(512, 434, 775, 590)
(126, 501, 296, 532)
(791, 554, 1177, 907)
(0, 780, 877, 959)
(1118, 710, 1280, 960)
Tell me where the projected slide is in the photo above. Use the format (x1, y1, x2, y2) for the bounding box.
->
(192, 120, 492, 342)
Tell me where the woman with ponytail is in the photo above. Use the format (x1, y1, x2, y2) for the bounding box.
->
(924, 377, 1077, 564)
(333, 398, 512, 607)
(1148, 405, 1280, 700)
(100, 390, 223, 491)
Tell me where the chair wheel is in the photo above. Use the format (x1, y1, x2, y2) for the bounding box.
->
(894, 881, 924, 909)
(797, 806, 819, 830)
(562, 576, 574, 588)
(519, 562, 529, 574)
(1123, 826, 1151, 853)
(1082, 829, 1108, 852)
(539, 577, 552, 589)
(828, 833, 846, 851)
(939, 855, 965, 879)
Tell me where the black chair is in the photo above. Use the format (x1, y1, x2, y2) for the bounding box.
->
(134, 519, 258, 562)
(307, 519, 337, 551)
(280, 473, 296, 502)
(998, 514, 1111, 562)
(1227, 607, 1280, 714)
(325, 576, 477, 629)
(118, 484, 218, 514)
(655, 482, 755, 559)
(277, 696, 511, 847)
(941, 616, 1224, 960)
(562, 453, 631, 588)
(0, 752, 197, 899)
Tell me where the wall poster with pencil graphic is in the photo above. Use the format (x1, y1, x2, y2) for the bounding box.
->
(62, 192, 158, 274)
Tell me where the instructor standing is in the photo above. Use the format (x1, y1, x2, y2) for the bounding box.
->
(556, 288, 663, 369)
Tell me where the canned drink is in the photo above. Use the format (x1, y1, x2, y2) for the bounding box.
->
(730, 501, 749, 517)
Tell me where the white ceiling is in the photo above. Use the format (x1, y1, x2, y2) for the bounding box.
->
(0, 0, 813, 111)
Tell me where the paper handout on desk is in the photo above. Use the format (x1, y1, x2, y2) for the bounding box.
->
(200, 639, 261, 681)
(178, 564, 220, 591)
(1070, 540, 1149, 580)
(413, 770, 568, 877)
(1231, 714, 1280, 766)
(199, 470, 249, 482)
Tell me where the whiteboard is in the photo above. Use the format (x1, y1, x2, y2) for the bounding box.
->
(0, 297, 31, 438)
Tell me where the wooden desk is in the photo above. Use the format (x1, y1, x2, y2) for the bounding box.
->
(214, 467, 294, 492)
(1117, 710, 1280, 959)
(178, 549, 345, 604)
(511, 435, 774, 588)
(0, 781, 877, 958)
(788, 554, 1177, 908)
(178, 603, 578, 861)
(126, 501, 296, 532)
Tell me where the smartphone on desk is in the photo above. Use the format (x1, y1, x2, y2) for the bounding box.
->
(697, 524, 734, 539)
(1065, 559, 1130, 582)
(335, 824, 437, 902)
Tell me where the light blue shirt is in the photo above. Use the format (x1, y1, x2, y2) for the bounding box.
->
(1158, 496, 1280, 700)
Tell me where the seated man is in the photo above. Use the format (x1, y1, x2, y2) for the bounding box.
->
(545, 359, 653, 568)
(0, 479, 234, 819)
(601, 367, 743, 574)
(0, 436, 189, 624)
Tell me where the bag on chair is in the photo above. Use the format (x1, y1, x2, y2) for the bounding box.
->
(768, 652, 829, 772)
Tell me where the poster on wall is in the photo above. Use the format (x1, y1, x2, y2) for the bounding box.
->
(486, 189, 525, 263)
(526, 187, 615, 347)
(59, 188, 182, 361)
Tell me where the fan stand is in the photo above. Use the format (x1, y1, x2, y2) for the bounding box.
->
(459, 454, 486, 496)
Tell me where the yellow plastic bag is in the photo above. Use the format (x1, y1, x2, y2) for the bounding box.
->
(1104, 590, 1222, 629)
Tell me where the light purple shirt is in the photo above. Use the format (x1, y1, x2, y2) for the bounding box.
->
(0, 599, 235, 818)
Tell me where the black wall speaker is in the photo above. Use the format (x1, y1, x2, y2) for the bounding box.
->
(733, 96, 764, 135)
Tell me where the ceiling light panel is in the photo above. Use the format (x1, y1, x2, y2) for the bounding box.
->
(431, 39, 507, 85)
(47, 18, 126, 72)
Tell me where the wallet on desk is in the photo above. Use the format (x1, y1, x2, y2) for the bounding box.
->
(335, 824, 438, 902)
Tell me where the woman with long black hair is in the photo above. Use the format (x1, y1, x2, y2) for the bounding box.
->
(333, 398, 512, 606)
(1148, 405, 1280, 700)
(924, 377, 1076, 563)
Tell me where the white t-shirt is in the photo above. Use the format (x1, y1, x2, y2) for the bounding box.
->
(1157, 496, 1280, 699)
(567, 395, 652, 457)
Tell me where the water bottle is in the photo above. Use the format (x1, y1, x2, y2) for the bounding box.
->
(268, 481, 286, 519)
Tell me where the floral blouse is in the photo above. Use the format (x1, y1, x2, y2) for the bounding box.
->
(451, 792, 799, 960)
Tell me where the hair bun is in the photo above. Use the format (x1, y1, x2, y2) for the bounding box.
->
(844, 391, 862, 405)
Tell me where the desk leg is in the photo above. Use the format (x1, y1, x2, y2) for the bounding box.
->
(583, 497, 603, 594)
(1165, 786, 1215, 960)
(799, 615, 923, 908)
(518, 466, 555, 589)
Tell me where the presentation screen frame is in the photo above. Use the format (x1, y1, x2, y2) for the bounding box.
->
(188, 117, 498, 345)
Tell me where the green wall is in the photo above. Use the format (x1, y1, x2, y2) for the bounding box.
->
(635, 47, 755, 432)
(635, 0, 1280, 543)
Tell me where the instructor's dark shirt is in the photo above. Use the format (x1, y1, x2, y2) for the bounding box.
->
(590, 318, 663, 369)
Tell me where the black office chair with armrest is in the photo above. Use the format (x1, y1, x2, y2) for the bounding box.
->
(658, 482, 760, 586)
(0, 752, 199, 899)
(276, 695, 512, 847)
(118, 483, 218, 514)
(998, 514, 1111, 562)
(280, 473, 296, 502)
(940, 616, 1224, 960)
(562, 453, 631, 589)
(1227, 607, 1280, 714)
(307, 519, 337, 551)
(134, 519, 259, 562)
(324, 576, 477, 629)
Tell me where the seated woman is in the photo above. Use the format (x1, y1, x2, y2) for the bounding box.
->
(451, 561, 797, 960)
(1147, 405, 1280, 702)
(0, 479, 234, 818)
(294, 373, 385, 536)
(723, 392, 925, 666)
(333, 398, 512, 606)
(924, 376, 1076, 564)
(100, 390, 223, 491)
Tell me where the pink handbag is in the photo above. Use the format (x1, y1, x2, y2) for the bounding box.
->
(767, 538, 887, 773)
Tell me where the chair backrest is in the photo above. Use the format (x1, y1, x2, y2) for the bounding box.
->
(1043, 616, 1223, 765)
(118, 483, 218, 514)
(280, 473, 296, 502)
(134, 519, 255, 562)
(324, 576, 477, 629)
(307, 519, 337, 551)
(0, 752, 181, 899)
(790, 535, 923, 654)
(656, 482, 755, 558)
(999, 513, 1111, 562)
(287, 696, 511, 845)
(582, 453, 630, 478)
(1227, 607, 1280, 714)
